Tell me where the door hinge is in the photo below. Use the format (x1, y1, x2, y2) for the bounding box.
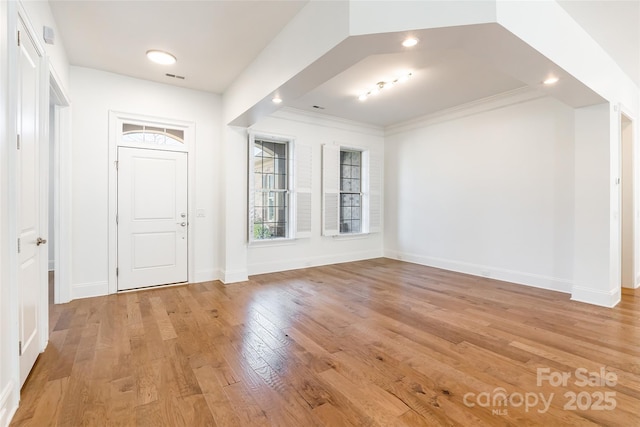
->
(17, 238, 20, 254)
(115, 160, 119, 170)
(19, 341, 22, 356)
(116, 267, 119, 277)
(17, 30, 20, 47)
(116, 214, 118, 224)
(17, 134, 20, 150)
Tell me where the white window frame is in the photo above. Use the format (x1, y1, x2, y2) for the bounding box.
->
(323, 143, 381, 237)
(248, 132, 313, 243)
(339, 148, 364, 234)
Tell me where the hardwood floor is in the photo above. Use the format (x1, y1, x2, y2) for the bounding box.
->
(10, 259, 640, 426)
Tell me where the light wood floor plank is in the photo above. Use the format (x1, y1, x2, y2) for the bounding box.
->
(11, 259, 640, 426)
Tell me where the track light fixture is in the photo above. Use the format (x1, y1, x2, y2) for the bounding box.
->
(358, 72, 413, 101)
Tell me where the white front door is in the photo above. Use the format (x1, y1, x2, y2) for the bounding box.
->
(117, 147, 188, 291)
(17, 21, 45, 386)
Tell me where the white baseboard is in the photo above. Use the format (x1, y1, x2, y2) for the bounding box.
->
(0, 380, 17, 427)
(247, 250, 384, 276)
(221, 269, 249, 284)
(71, 281, 108, 300)
(193, 269, 222, 283)
(384, 250, 573, 294)
(571, 285, 621, 308)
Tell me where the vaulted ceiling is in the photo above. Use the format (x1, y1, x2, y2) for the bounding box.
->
(49, 0, 638, 127)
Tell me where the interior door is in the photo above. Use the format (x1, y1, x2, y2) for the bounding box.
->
(17, 21, 45, 386)
(117, 147, 188, 290)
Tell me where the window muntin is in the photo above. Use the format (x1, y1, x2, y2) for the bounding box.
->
(122, 123, 184, 146)
(253, 139, 289, 240)
(340, 150, 362, 234)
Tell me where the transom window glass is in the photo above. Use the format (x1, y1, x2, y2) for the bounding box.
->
(122, 123, 184, 146)
(253, 139, 289, 239)
(340, 150, 361, 234)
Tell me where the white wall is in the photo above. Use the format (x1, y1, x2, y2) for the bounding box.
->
(572, 103, 620, 306)
(246, 109, 385, 275)
(69, 67, 222, 298)
(621, 115, 636, 288)
(349, 0, 496, 35)
(220, 125, 250, 283)
(48, 103, 54, 270)
(20, 0, 70, 92)
(385, 92, 576, 293)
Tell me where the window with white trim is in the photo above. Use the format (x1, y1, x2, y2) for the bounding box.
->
(322, 144, 381, 236)
(249, 133, 312, 241)
(339, 150, 362, 234)
(122, 123, 185, 146)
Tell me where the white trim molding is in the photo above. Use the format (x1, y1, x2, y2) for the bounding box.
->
(571, 285, 621, 308)
(107, 111, 196, 296)
(194, 269, 222, 284)
(0, 379, 17, 427)
(221, 269, 249, 284)
(273, 107, 384, 137)
(385, 250, 573, 295)
(385, 87, 546, 136)
(72, 281, 109, 300)
(248, 249, 383, 276)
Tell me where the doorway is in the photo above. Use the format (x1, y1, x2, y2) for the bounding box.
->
(107, 112, 195, 294)
(48, 79, 71, 305)
(621, 113, 637, 289)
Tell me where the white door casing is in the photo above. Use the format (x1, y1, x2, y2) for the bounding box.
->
(117, 147, 188, 291)
(17, 18, 44, 386)
(108, 112, 195, 295)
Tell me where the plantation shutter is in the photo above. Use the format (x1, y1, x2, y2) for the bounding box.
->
(248, 137, 255, 241)
(368, 150, 382, 233)
(295, 143, 312, 238)
(322, 144, 340, 236)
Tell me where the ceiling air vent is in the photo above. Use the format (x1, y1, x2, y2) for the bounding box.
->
(165, 73, 185, 80)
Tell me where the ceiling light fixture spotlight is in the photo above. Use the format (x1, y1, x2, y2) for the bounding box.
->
(146, 50, 177, 65)
(358, 72, 413, 101)
(272, 96, 283, 104)
(402, 37, 419, 48)
(543, 76, 559, 85)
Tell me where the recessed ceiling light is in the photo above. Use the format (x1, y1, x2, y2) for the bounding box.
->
(402, 37, 419, 47)
(272, 97, 283, 104)
(543, 76, 559, 85)
(146, 50, 176, 65)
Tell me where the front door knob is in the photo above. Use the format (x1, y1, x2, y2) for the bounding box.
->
(36, 237, 47, 246)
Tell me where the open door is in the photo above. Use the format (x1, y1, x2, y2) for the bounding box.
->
(17, 18, 47, 386)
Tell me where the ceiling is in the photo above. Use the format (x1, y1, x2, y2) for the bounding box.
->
(49, 0, 638, 127)
(287, 36, 528, 127)
(49, 0, 309, 93)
